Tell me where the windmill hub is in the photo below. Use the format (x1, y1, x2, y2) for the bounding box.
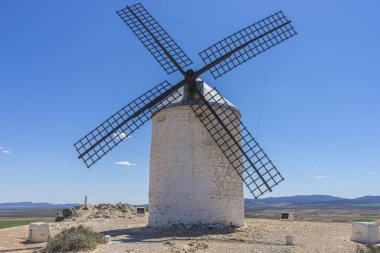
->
(185, 69, 196, 79)
(183, 69, 198, 101)
(75, 3, 296, 228)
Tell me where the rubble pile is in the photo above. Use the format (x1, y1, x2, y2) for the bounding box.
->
(56, 203, 135, 222)
(162, 240, 209, 253)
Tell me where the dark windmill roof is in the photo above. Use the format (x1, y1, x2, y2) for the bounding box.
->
(166, 78, 240, 115)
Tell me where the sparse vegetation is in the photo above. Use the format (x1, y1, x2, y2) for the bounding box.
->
(245, 208, 380, 223)
(358, 213, 379, 217)
(41, 225, 105, 253)
(354, 219, 376, 222)
(356, 244, 380, 253)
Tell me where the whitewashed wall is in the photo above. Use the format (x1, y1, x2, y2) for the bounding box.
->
(148, 105, 244, 227)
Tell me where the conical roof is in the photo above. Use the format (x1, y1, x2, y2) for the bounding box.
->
(168, 79, 239, 113)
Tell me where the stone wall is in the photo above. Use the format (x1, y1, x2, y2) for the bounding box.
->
(148, 105, 244, 227)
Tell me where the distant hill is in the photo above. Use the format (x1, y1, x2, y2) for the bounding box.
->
(244, 195, 380, 210)
(0, 202, 78, 209)
(348, 196, 380, 204)
(2, 195, 380, 210)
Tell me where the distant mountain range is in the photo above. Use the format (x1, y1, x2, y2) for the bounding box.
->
(244, 195, 380, 209)
(1, 195, 380, 209)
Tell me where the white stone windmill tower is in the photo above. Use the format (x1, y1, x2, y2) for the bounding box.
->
(74, 3, 297, 227)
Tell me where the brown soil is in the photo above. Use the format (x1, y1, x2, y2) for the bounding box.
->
(0, 215, 374, 253)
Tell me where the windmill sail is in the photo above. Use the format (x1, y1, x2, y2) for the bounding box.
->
(198, 11, 296, 79)
(75, 3, 296, 200)
(117, 3, 192, 75)
(74, 81, 181, 168)
(191, 86, 284, 198)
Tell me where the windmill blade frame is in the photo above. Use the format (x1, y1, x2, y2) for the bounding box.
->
(117, 3, 192, 76)
(197, 11, 296, 79)
(74, 80, 182, 168)
(191, 86, 284, 198)
(74, 2, 297, 201)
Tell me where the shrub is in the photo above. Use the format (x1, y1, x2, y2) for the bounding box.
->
(356, 244, 380, 253)
(41, 225, 105, 253)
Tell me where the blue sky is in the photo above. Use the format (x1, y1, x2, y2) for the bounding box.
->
(1, 0, 379, 204)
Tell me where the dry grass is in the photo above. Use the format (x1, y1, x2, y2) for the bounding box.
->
(40, 225, 105, 253)
(356, 244, 380, 253)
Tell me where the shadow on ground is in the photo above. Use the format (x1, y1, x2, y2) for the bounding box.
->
(103, 225, 236, 242)
(101, 225, 284, 247)
(0, 246, 43, 253)
(0, 240, 44, 253)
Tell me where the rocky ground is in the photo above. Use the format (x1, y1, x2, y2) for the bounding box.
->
(0, 210, 372, 253)
(56, 203, 136, 221)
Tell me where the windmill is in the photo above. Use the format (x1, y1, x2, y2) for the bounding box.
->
(74, 3, 297, 227)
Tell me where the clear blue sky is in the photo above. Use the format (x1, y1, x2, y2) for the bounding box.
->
(1, 0, 379, 204)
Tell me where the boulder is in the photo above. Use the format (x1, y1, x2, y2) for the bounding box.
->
(351, 222, 380, 244)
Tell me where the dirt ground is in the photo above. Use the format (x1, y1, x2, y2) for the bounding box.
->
(0, 215, 373, 253)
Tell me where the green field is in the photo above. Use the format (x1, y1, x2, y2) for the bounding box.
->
(0, 218, 52, 229)
(358, 213, 379, 217)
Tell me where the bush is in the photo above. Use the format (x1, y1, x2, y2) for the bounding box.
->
(356, 244, 380, 253)
(41, 225, 105, 253)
